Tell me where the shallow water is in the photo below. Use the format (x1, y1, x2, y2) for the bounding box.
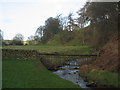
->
(53, 59, 90, 88)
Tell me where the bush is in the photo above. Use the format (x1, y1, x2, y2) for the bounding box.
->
(12, 40, 23, 45)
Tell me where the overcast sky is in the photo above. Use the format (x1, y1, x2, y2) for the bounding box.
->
(0, 0, 87, 41)
(1, 0, 118, 41)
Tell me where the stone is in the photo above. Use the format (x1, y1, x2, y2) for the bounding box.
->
(73, 72, 76, 74)
(86, 81, 95, 87)
(68, 72, 71, 74)
(76, 81, 79, 84)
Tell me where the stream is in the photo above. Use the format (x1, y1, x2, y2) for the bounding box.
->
(53, 59, 90, 88)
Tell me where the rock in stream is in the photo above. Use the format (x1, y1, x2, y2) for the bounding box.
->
(53, 59, 90, 88)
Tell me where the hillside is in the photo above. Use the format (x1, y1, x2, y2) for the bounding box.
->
(79, 32, 119, 87)
(93, 32, 119, 72)
(80, 32, 119, 72)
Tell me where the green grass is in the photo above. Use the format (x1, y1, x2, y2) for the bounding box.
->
(81, 70, 120, 87)
(2, 45, 94, 71)
(63, 41, 81, 46)
(3, 45, 94, 54)
(47, 39, 62, 46)
(3, 60, 80, 88)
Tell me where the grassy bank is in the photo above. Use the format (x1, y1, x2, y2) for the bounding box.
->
(3, 45, 94, 55)
(2, 45, 95, 71)
(3, 60, 80, 88)
(80, 69, 119, 88)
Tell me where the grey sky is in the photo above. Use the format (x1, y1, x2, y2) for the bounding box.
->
(0, 0, 86, 41)
(0, 0, 118, 41)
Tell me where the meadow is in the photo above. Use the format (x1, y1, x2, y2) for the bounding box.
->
(2, 45, 119, 88)
(2, 60, 80, 88)
(2, 45, 94, 54)
(2, 45, 94, 71)
(2, 45, 94, 88)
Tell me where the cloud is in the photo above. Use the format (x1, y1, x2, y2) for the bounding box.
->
(0, 0, 86, 40)
(1, 0, 86, 3)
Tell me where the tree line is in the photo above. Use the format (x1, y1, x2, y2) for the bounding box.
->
(32, 2, 118, 48)
(1, 1, 118, 48)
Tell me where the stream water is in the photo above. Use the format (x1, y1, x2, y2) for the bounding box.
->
(53, 59, 90, 88)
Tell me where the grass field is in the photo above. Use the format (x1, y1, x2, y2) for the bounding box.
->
(2, 60, 81, 88)
(81, 70, 119, 88)
(2, 45, 95, 74)
(2, 45, 94, 54)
